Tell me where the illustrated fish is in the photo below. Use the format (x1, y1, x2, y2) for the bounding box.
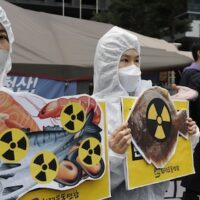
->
(128, 86, 188, 168)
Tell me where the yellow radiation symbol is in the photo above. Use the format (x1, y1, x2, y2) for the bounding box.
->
(78, 137, 102, 167)
(0, 128, 29, 163)
(146, 98, 172, 142)
(61, 102, 86, 133)
(30, 151, 58, 184)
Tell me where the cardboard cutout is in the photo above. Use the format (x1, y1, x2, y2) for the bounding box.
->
(127, 86, 188, 168)
(0, 90, 110, 200)
(122, 87, 194, 190)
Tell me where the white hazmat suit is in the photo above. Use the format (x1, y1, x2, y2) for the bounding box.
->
(93, 26, 169, 199)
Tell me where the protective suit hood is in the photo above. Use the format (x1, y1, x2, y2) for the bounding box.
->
(0, 6, 14, 87)
(93, 26, 140, 99)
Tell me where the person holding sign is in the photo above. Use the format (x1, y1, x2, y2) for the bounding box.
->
(92, 26, 199, 199)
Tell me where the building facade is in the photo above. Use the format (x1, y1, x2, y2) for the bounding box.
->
(175, 0, 200, 50)
(6, 0, 111, 19)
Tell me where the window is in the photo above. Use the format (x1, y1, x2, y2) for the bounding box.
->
(82, 0, 95, 6)
(55, 0, 72, 3)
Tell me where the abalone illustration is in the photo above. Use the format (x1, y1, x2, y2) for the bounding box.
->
(127, 86, 188, 168)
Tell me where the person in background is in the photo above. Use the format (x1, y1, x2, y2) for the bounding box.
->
(179, 40, 200, 200)
(92, 26, 199, 199)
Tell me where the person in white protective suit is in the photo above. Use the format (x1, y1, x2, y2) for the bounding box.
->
(93, 26, 199, 200)
(0, 6, 14, 88)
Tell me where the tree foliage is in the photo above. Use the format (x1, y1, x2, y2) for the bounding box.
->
(92, 0, 191, 41)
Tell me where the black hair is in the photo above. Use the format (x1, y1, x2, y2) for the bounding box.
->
(191, 40, 200, 61)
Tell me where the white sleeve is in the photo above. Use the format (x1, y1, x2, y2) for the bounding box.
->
(109, 148, 125, 170)
(190, 126, 200, 149)
(109, 148, 126, 190)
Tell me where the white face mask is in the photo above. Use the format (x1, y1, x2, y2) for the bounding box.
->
(0, 49, 9, 75)
(119, 64, 141, 93)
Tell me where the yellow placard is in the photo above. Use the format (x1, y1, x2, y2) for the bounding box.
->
(122, 97, 194, 190)
(20, 101, 110, 200)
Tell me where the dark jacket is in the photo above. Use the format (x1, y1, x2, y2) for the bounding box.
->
(180, 64, 200, 193)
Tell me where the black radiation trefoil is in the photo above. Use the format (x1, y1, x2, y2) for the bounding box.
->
(0, 129, 29, 163)
(146, 98, 172, 142)
(78, 137, 102, 167)
(30, 151, 58, 184)
(61, 102, 86, 134)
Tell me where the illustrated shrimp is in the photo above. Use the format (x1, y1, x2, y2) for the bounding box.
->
(38, 96, 101, 125)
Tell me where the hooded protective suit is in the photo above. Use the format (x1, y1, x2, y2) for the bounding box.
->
(93, 26, 169, 199)
(0, 6, 14, 87)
